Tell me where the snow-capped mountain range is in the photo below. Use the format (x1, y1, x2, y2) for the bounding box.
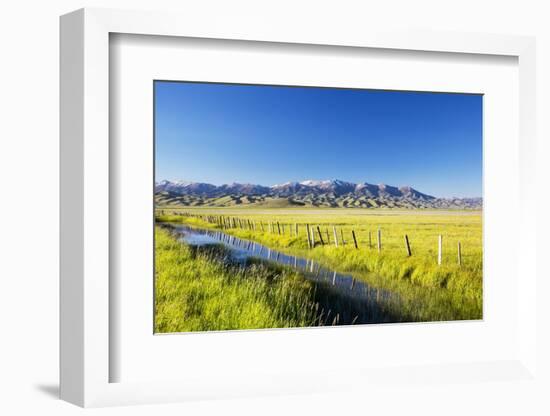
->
(155, 179, 482, 209)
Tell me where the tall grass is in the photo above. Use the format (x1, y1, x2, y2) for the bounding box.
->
(155, 227, 322, 332)
(157, 208, 483, 320)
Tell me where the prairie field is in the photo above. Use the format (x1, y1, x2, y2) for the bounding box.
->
(155, 207, 482, 330)
(155, 227, 321, 332)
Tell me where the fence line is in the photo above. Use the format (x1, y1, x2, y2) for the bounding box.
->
(157, 211, 468, 265)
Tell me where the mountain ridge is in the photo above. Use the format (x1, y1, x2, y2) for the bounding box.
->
(155, 179, 482, 209)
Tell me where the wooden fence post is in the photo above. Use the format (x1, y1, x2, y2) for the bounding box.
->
(369, 231, 372, 249)
(340, 229, 346, 245)
(351, 230, 358, 249)
(325, 228, 330, 244)
(317, 226, 325, 245)
(333, 226, 339, 247)
(305, 224, 311, 248)
(295, 223, 298, 236)
(404, 235, 411, 256)
(438, 235, 443, 265)
(277, 222, 281, 235)
(457, 241, 462, 266)
(377, 229, 382, 252)
(310, 225, 316, 247)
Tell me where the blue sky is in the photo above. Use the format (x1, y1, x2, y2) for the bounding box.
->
(155, 81, 482, 198)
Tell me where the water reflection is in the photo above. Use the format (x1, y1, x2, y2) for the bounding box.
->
(162, 223, 402, 325)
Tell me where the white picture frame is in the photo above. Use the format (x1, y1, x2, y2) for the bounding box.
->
(60, 7, 537, 407)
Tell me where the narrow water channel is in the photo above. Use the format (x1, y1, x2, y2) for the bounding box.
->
(162, 223, 402, 325)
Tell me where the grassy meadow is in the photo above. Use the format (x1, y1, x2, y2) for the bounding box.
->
(155, 227, 321, 332)
(155, 207, 483, 328)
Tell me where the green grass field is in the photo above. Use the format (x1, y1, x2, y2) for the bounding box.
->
(155, 227, 322, 332)
(156, 207, 482, 326)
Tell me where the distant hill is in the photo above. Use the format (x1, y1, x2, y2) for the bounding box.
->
(155, 179, 482, 209)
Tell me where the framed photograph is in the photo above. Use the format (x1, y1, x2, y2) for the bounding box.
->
(60, 8, 538, 407)
(153, 81, 483, 332)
